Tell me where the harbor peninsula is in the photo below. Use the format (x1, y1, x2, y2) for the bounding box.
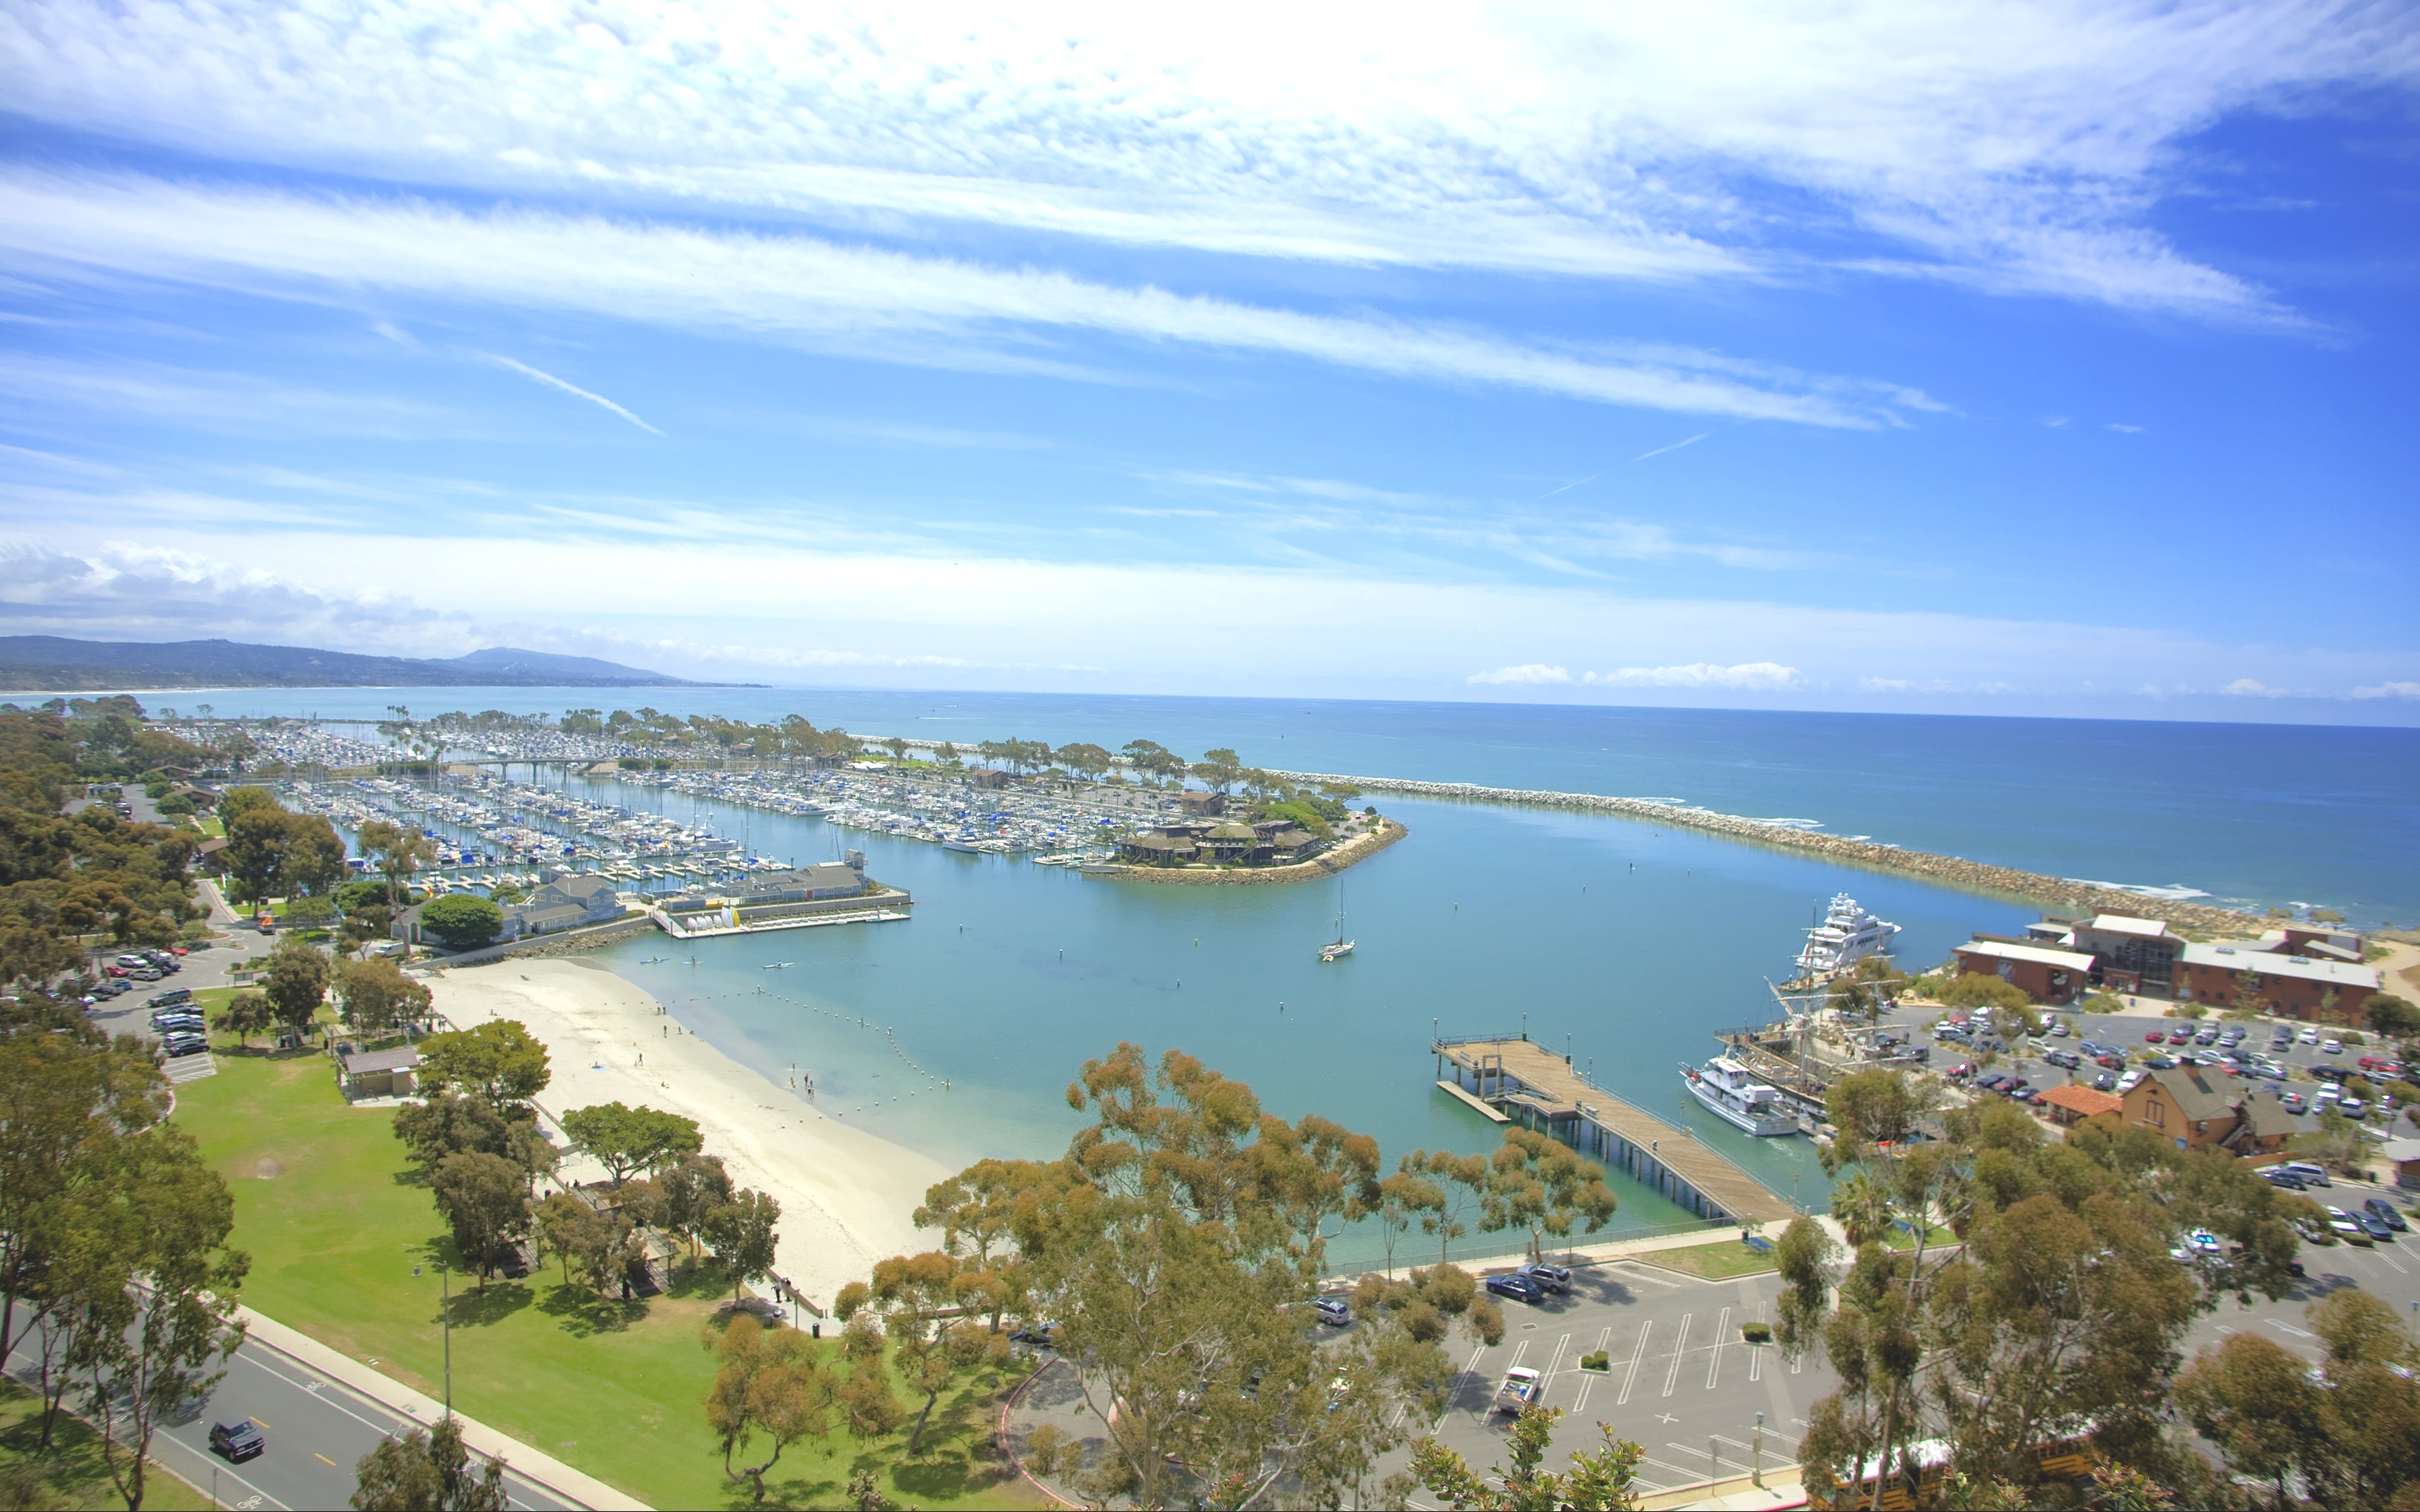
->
(1276, 768, 2275, 935)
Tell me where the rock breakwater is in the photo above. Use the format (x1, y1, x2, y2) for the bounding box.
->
(1276, 773, 2269, 935)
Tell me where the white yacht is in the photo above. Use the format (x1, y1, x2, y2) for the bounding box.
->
(1795, 893, 1901, 978)
(1680, 1056, 1800, 1137)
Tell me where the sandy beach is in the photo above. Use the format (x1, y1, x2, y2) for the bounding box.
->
(425, 956, 950, 1310)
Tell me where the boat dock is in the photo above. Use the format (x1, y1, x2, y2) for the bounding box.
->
(1433, 1035, 1796, 1225)
(647, 902, 912, 938)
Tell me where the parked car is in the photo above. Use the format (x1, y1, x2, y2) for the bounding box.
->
(2166, 1030, 2193, 1045)
(2096, 1053, 2125, 1069)
(2327, 1213, 2374, 1247)
(2363, 1199, 2409, 1232)
(2339, 1098, 2368, 1118)
(1008, 1323, 1056, 1347)
(2276, 1163, 2330, 1189)
(2092, 1073, 2118, 1092)
(2047, 1021, 2071, 1037)
(1494, 1365, 1543, 1414)
(2144, 1055, 2178, 1070)
(2322, 1039, 2344, 1055)
(2264, 1168, 2308, 1190)
(146, 987, 193, 1008)
(1485, 1273, 1545, 1305)
(2193, 1029, 2219, 1046)
(1312, 1297, 1352, 1327)
(161, 1035, 208, 1059)
(1516, 1262, 1574, 1294)
(2300, 1028, 2320, 1043)
(209, 1420, 265, 1462)
(2144, 1030, 2168, 1043)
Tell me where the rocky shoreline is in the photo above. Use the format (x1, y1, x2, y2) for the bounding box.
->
(1097, 816, 1408, 886)
(1274, 773, 2272, 935)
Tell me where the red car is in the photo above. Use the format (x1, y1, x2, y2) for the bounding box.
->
(2167, 1030, 2193, 1044)
(2145, 1030, 2166, 1043)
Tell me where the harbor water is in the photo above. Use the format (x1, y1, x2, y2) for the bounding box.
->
(127, 685, 2420, 1268)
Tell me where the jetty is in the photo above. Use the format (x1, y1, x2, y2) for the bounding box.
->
(1295, 770, 2268, 935)
(1433, 1035, 1794, 1225)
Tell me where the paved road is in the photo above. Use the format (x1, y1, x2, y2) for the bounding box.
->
(6, 1324, 580, 1511)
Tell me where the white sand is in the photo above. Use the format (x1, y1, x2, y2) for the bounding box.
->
(425, 957, 949, 1309)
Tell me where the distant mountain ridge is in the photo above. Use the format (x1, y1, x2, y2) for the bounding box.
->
(0, 635, 723, 690)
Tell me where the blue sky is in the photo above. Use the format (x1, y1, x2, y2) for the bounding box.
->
(1, 2, 2415, 722)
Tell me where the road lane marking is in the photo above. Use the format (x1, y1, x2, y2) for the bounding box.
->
(1542, 1332, 1571, 1396)
(1663, 1313, 1691, 1397)
(2265, 1319, 2316, 1338)
(1748, 1303, 1764, 1381)
(1707, 1306, 1731, 1389)
(315, 1452, 338, 1466)
(1618, 1322, 1652, 1406)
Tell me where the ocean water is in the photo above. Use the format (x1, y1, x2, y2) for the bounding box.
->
(123, 685, 2420, 1265)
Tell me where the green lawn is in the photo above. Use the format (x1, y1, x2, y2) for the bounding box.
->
(1635, 1239, 1780, 1280)
(0, 1381, 213, 1512)
(173, 1052, 1037, 1510)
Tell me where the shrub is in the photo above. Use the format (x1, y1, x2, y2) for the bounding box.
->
(1579, 1350, 1609, 1372)
(419, 893, 504, 950)
(1742, 1322, 1774, 1343)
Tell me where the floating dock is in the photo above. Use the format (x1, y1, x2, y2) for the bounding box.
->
(1433, 1035, 1795, 1225)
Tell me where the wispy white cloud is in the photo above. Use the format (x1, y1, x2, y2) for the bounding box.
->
(2353, 681, 2420, 700)
(2107, 422, 2146, 433)
(4, 2, 2402, 321)
(1587, 660, 1802, 689)
(1632, 432, 1711, 463)
(1467, 664, 1573, 685)
(2221, 677, 2291, 697)
(0, 169, 1938, 429)
(478, 353, 663, 435)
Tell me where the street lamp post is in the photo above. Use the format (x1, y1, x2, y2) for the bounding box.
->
(1754, 1411, 1765, 1487)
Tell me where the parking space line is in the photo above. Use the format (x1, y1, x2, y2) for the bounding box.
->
(1618, 1322, 1651, 1406)
(2368, 1249, 2409, 1275)
(1573, 1326, 1612, 1413)
(1637, 1454, 1702, 1481)
(1707, 1306, 1731, 1389)
(1748, 1303, 1763, 1381)
(1669, 1440, 1752, 1475)
(1542, 1332, 1571, 1397)
(1663, 1314, 1691, 1397)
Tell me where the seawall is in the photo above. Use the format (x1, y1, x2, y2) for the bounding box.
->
(1275, 772, 2271, 935)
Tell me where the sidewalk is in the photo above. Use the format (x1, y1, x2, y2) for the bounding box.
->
(236, 1307, 651, 1511)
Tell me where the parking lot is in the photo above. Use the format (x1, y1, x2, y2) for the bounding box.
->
(1387, 1260, 1829, 1500)
(1881, 996, 2413, 1143)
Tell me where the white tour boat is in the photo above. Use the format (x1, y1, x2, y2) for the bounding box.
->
(1794, 893, 1901, 979)
(1680, 1055, 1801, 1137)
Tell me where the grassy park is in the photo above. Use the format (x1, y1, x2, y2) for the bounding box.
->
(1634, 1237, 1781, 1281)
(0, 1382, 213, 1512)
(174, 1049, 1039, 1510)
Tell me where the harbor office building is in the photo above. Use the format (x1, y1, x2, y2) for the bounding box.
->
(1952, 911, 2380, 1024)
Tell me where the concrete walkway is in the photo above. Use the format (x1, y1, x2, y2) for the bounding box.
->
(236, 1307, 651, 1511)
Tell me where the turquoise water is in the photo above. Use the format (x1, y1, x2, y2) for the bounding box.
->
(132, 685, 2419, 1264)
(574, 774, 2020, 1263)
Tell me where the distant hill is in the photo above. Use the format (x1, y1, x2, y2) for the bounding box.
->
(0, 636, 724, 690)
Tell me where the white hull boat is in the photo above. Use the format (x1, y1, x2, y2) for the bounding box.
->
(1681, 1056, 1800, 1137)
(1796, 893, 1901, 979)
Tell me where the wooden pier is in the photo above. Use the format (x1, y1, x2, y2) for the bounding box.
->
(1433, 1035, 1796, 1225)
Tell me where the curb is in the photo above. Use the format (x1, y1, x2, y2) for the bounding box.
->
(995, 1356, 1082, 1511)
(235, 1306, 651, 1510)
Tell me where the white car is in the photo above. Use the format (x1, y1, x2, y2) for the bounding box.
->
(2300, 1028, 2321, 1043)
(2321, 1039, 2343, 1055)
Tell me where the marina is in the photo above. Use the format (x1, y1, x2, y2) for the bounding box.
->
(1680, 1053, 1803, 1136)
